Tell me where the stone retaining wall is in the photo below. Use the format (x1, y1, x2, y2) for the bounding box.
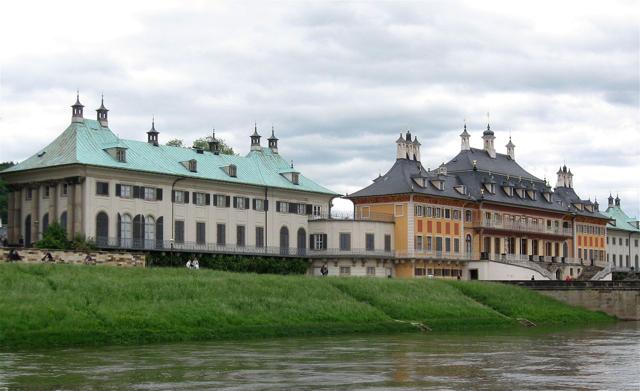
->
(1, 247, 146, 267)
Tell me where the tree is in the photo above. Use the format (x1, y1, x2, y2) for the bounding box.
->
(165, 139, 184, 147)
(0, 162, 16, 224)
(35, 222, 69, 249)
(165, 137, 235, 155)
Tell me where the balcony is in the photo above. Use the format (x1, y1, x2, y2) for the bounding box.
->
(480, 252, 580, 264)
(309, 212, 395, 223)
(308, 248, 395, 258)
(476, 219, 572, 237)
(396, 250, 473, 261)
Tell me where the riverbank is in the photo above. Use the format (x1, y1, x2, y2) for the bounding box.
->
(0, 264, 614, 349)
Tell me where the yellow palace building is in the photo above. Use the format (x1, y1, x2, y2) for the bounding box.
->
(347, 124, 609, 280)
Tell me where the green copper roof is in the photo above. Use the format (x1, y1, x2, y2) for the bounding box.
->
(2, 119, 338, 196)
(602, 205, 640, 233)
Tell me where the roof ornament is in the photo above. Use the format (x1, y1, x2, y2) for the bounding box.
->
(472, 160, 477, 171)
(290, 160, 294, 169)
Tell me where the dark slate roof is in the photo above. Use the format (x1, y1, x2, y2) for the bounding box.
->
(445, 148, 540, 181)
(348, 159, 471, 201)
(349, 155, 609, 220)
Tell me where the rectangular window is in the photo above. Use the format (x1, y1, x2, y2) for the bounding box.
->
(216, 223, 226, 245)
(384, 234, 391, 252)
(278, 201, 289, 213)
(175, 220, 184, 244)
(436, 237, 443, 252)
(360, 206, 370, 218)
(237, 225, 246, 247)
(143, 187, 156, 201)
(444, 209, 451, 219)
(339, 266, 351, 276)
(454, 238, 460, 253)
(394, 204, 403, 217)
(61, 183, 68, 197)
(43, 186, 50, 198)
(195, 192, 207, 206)
(96, 181, 109, 196)
(635, 240, 638, 247)
(312, 205, 322, 217)
(465, 210, 472, 222)
(366, 266, 376, 276)
(313, 234, 325, 250)
(196, 222, 206, 245)
(453, 210, 460, 220)
(435, 208, 441, 218)
(445, 237, 451, 252)
(415, 267, 426, 276)
(415, 235, 423, 251)
(426, 236, 433, 251)
(415, 205, 424, 217)
(254, 198, 265, 211)
(234, 196, 248, 209)
(366, 233, 375, 251)
(256, 227, 264, 248)
(426, 206, 432, 217)
(339, 233, 351, 251)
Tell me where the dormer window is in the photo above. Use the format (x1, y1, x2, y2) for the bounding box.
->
(585, 204, 593, 212)
(515, 188, 525, 198)
(291, 172, 299, 185)
(503, 186, 513, 197)
(222, 164, 237, 177)
(543, 192, 552, 202)
(573, 203, 583, 211)
(413, 177, 426, 187)
(454, 185, 466, 195)
(116, 148, 126, 162)
(527, 190, 536, 200)
(189, 159, 197, 172)
(484, 183, 495, 194)
(430, 179, 444, 190)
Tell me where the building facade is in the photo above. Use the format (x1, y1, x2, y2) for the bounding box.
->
(347, 124, 610, 280)
(2, 95, 351, 259)
(603, 195, 640, 271)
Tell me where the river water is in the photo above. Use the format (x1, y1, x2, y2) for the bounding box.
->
(0, 322, 638, 390)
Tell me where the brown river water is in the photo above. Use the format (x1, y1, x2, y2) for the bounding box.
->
(0, 322, 638, 390)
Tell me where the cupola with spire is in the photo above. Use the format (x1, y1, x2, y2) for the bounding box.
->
(506, 136, 515, 160)
(147, 117, 159, 146)
(615, 194, 621, 207)
(96, 94, 109, 127)
(250, 123, 262, 151)
(608, 193, 614, 207)
(268, 126, 278, 153)
(482, 121, 496, 158)
(555, 164, 574, 188)
(460, 122, 470, 151)
(208, 130, 220, 155)
(71, 91, 84, 123)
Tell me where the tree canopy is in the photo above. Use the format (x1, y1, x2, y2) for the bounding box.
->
(0, 162, 16, 225)
(165, 137, 235, 155)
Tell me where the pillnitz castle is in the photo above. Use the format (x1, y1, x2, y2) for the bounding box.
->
(3, 95, 637, 280)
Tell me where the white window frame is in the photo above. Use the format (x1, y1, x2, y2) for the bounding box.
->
(279, 201, 289, 213)
(255, 198, 265, 211)
(297, 203, 306, 215)
(313, 234, 324, 250)
(312, 205, 322, 217)
(195, 192, 206, 206)
(121, 185, 133, 199)
(144, 187, 156, 201)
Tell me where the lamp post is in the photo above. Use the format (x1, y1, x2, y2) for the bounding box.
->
(169, 238, 174, 267)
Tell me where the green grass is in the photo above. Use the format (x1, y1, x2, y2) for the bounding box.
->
(0, 264, 614, 349)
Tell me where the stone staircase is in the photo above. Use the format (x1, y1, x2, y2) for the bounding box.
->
(576, 265, 602, 281)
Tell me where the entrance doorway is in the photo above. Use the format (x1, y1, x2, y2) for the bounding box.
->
(469, 269, 479, 280)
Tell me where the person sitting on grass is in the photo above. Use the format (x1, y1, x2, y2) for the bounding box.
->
(192, 258, 200, 269)
(8, 248, 22, 262)
(84, 253, 95, 265)
(186, 259, 192, 269)
(41, 252, 54, 262)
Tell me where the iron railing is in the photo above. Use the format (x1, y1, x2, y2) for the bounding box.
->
(395, 250, 474, 261)
(476, 219, 573, 236)
(309, 212, 395, 223)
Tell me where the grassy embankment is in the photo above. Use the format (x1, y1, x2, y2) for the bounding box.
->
(0, 264, 614, 349)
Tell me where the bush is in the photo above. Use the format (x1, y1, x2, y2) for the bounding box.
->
(69, 234, 97, 252)
(35, 222, 69, 249)
(146, 252, 308, 275)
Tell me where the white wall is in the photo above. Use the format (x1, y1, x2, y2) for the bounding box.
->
(465, 261, 550, 281)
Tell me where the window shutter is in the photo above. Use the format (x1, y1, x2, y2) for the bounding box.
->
(184, 191, 189, 202)
(225, 196, 231, 207)
(309, 234, 314, 249)
(323, 234, 328, 249)
(156, 188, 163, 201)
(264, 200, 269, 211)
(213, 194, 218, 206)
(115, 184, 121, 197)
(288, 203, 296, 213)
(206, 194, 211, 205)
(252, 198, 257, 210)
(233, 196, 238, 208)
(192, 192, 197, 204)
(133, 186, 140, 199)
(306, 204, 313, 215)
(245, 197, 250, 208)
(276, 201, 281, 212)
(156, 217, 163, 242)
(171, 190, 176, 202)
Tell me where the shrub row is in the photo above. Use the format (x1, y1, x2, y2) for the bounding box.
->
(146, 252, 309, 274)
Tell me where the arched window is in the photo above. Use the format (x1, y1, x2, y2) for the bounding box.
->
(120, 213, 132, 248)
(60, 211, 67, 233)
(465, 234, 472, 255)
(156, 217, 164, 248)
(635, 254, 639, 270)
(24, 214, 32, 247)
(562, 242, 568, 258)
(280, 226, 289, 255)
(96, 212, 109, 246)
(42, 213, 49, 234)
(297, 228, 306, 256)
(133, 214, 144, 249)
(144, 215, 155, 249)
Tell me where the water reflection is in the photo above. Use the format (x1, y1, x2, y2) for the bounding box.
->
(0, 322, 638, 390)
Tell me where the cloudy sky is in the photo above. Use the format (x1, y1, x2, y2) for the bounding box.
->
(1, 0, 638, 215)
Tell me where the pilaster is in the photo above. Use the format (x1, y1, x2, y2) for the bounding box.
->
(31, 186, 40, 244)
